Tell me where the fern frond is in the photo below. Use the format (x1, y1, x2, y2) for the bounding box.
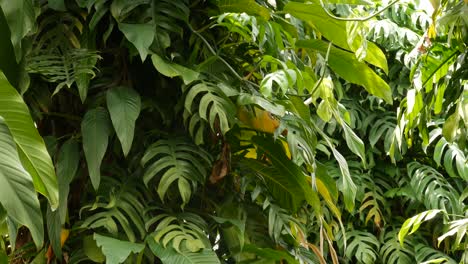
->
(26, 49, 101, 95)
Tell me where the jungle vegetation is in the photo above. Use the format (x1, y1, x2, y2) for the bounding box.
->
(0, 0, 467, 263)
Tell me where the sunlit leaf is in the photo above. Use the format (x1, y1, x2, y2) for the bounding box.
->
(0, 71, 59, 208)
(297, 39, 392, 104)
(0, 117, 43, 247)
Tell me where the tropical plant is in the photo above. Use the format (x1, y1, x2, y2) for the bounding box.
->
(0, 0, 466, 263)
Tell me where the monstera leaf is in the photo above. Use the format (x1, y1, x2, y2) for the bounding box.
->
(141, 139, 212, 207)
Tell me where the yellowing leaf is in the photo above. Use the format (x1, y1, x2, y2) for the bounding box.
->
(237, 106, 280, 134)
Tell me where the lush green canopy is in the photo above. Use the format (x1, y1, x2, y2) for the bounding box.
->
(0, 0, 466, 263)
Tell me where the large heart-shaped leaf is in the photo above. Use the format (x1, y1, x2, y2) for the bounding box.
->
(0, 71, 59, 208)
(81, 107, 112, 190)
(118, 23, 154, 62)
(106, 86, 141, 156)
(0, 117, 43, 247)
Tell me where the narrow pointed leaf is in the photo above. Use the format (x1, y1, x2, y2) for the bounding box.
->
(81, 108, 112, 190)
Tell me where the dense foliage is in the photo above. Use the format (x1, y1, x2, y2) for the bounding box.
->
(0, 0, 467, 263)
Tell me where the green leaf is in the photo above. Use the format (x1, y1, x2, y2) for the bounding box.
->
(110, 0, 148, 22)
(83, 235, 106, 263)
(297, 39, 392, 104)
(118, 23, 154, 62)
(417, 46, 458, 88)
(0, 250, 6, 264)
(285, 2, 388, 73)
(147, 237, 221, 264)
(237, 93, 285, 117)
(0, 117, 43, 247)
(317, 100, 332, 122)
(141, 139, 212, 207)
(81, 107, 112, 190)
(332, 148, 357, 212)
(442, 112, 459, 142)
(243, 136, 314, 212)
(0, 71, 59, 208)
(0, 0, 36, 62)
(106, 86, 141, 156)
(398, 210, 443, 246)
(48, 0, 66, 11)
(29, 248, 47, 264)
(185, 82, 236, 135)
(56, 139, 79, 224)
(216, 0, 270, 20)
(242, 244, 299, 264)
(366, 42, 389, 74)
(212, 215, 245, 252)
(152, 54, 199, 85)
(437, 218, 468, 249)
(343, 231, 380, 264)
(414, 243, 457, 264)
(81, 189, 146, 242)
(26, 49, 101, 98)
(342, 122, 366, 165)
(46, 205, 62, 258)
(325, 0, 373, 3)
(94, 233, 145, 264)
(0, 8, 19, 86)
